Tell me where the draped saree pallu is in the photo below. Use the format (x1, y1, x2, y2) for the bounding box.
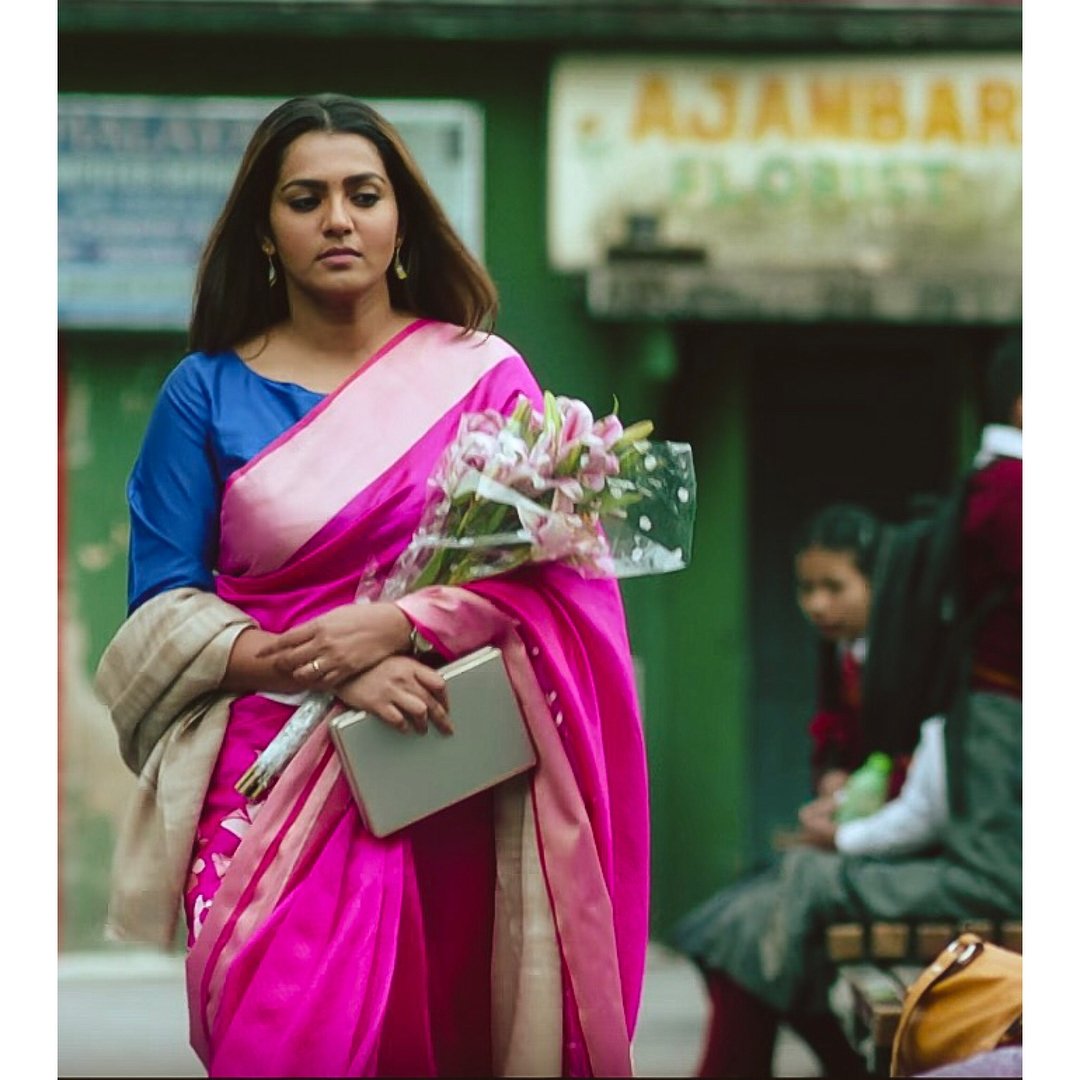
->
(177, 320, 649, 1077)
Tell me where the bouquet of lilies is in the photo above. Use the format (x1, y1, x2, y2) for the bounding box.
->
(236, 392, 696, 799)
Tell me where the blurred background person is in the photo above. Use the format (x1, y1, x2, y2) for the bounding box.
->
(670, 332, 1023, 1078)
(671, 683, 1020, 1079)
(964, 331, 1021, 704)
(793, 504, 886, 799)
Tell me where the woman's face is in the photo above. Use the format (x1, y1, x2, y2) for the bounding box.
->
(795, 546, 872, 643)
(266, 130, 400, 303)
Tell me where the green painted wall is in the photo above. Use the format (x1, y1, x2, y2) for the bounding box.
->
(621, 343, 752, 932)
(62, 337, 182, 662)
(608, 328, 752, 930)
(60, 336, 181, 948)
(60, 31, 754, 945)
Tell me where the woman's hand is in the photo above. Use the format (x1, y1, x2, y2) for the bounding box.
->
(817, 768, 850, 799)
(221, 626, 309, 695)
(797, 795, 839, 850)
(255, 602, 413, 689)
(335, 656, 452, 736)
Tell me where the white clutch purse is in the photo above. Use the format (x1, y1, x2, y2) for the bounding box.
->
(328, 646, 537, 837)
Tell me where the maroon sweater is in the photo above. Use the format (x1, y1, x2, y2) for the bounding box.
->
(962, 455, 1022, 696)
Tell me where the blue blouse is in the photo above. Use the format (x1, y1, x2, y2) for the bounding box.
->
(127, 351, 325, 613)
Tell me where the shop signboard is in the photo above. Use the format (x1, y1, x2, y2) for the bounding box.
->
(548, 55, 1021, 321)
(59, 95, 484, 329)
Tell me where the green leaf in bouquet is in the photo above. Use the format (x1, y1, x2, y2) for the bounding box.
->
(612, 421, 654, 452)
(543, 390, 563, 441)
(597, 486, 645, 516)
(508, 394, 535, 438)
(556, 443, 586, 478)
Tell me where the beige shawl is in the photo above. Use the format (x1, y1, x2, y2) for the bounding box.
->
(96, 587, 562, 1073)
(94, 587, 255, 948)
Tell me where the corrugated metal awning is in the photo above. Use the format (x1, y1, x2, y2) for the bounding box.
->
(59, 1, 1023, 46)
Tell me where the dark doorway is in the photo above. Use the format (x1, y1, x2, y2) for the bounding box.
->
(632, 321, 1006, 907)
(740, 324, 974, 862)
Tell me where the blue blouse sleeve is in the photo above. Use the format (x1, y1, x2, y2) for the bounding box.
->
(127, 358, 222, 613)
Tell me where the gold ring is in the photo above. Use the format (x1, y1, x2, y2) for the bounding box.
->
(311, 658, 321, 674)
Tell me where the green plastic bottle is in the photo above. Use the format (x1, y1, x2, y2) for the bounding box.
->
(833, 752, 892, 824)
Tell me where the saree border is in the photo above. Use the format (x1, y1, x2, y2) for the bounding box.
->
(218, 320, 522, 576)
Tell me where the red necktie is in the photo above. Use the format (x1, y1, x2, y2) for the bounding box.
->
(840, 650, 862, 711)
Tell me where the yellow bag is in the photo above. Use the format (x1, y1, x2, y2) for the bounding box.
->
(890, 931, 1022, 1077)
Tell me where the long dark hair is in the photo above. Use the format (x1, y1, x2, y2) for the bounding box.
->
(188, 94, 498, 354)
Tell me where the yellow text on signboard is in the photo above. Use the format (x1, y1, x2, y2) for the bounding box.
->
(630, 74, 1020, 146)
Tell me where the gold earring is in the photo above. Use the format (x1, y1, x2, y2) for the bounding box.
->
(261, 240, 278, 287)
(393, 243, 408, 281)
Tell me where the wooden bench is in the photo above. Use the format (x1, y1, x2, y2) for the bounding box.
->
(825, 919, 1022, 1075)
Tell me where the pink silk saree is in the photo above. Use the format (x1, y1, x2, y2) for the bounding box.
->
(184, 319, 650, 1077)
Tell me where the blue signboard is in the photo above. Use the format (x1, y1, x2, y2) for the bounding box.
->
(58, 95, 485, 329)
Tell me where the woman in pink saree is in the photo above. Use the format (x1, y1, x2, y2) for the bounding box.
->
(95, 95, 649, 1077)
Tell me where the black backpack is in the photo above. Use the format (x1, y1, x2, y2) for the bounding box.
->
(860, 473, 1012, 811)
